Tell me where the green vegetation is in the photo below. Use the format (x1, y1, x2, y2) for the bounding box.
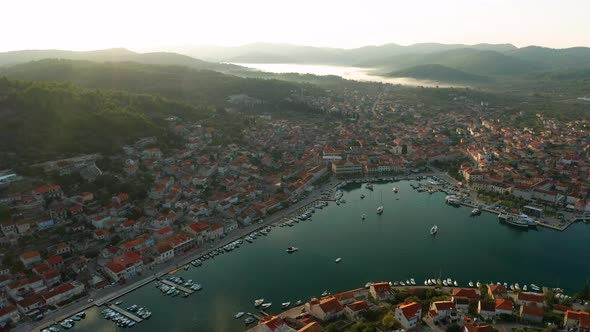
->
(387, 64, 491, 83)
(0, 59, 324, 108)
(0, 77, 207, 167)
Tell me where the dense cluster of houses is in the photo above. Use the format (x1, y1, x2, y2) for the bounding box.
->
(250, 282, 590, 332)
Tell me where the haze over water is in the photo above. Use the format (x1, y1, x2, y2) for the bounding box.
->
(234, 63, 462, 87)
(74, 180, 590, 332)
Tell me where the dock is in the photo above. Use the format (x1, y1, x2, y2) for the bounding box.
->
(160, 279, 194, 294)
(108, 305, 143, 323)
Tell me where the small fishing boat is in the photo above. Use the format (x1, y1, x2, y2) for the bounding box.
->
(281, 302, 291, 309)
(469, 281, 474, 287)
(261, 303, 272, 310)
(234, 312, 245, 319)
(254, 299, 264, 307)
(335, 257, 342, 263)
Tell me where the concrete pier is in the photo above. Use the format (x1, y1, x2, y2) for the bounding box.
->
(160, 279, 194, 294)
(108, 305, 143, 323)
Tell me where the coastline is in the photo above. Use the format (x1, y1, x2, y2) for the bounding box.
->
(25, 172, 587, 331)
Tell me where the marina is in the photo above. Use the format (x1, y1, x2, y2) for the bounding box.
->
(107, 305, 143, 323)
(66, 178, 590, 332)
(159, 278, 195, 295)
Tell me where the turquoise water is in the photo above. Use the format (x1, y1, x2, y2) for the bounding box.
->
(71, 180, 590, 332)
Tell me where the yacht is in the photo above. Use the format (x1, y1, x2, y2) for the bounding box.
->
(392, 187, 398, 193)
(410, 278, 416, 285)
(468, 281, 474, 287)
(254, 299, 265, 307)
(454, 281, 458, 287)
(377, 206, 383, 214)
(446, 196, 462, 207)
(476, 281, 481, 287)
(498, 213, 537, 228)
(261, 303, 272, 310)
(281, 302, 291, 309)
(365, 183, 374, 190)
(523, 285, 528, 291)
(442, 280, 448, 286)
(471, 208, 482, 216)
(234, 312, 245, 319)
(286, 247, 299, 253)
(430, 225, 438, 235)
(49, 326, 60, 332)
(515, 283, 520, 290)
(335, 257, 342, 263)
(530, 284, 541, 291)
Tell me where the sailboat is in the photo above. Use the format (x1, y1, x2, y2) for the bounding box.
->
(377, 191, 384, 214)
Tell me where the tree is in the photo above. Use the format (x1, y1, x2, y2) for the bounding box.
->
(576, 282, 590, 301)
(382, 312, 395, 327)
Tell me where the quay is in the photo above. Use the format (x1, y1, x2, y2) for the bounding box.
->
(159, 279, 194, 294)
(107, 305, 143, 323)
(95, 275, 157, 306)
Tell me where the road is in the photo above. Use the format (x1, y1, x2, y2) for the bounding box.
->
(23, 178, 342, 332)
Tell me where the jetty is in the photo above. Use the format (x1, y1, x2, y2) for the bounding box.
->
(108, 305, 143, 323)
(160, 279, 194, 294)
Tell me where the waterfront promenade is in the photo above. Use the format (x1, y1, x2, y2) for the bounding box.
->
(23, 178, 343, 332)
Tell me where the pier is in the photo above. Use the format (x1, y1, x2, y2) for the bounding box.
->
(108, 305, 143, 323)
(159, 279, 194, 294)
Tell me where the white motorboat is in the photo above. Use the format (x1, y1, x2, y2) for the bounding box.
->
(469, 281, 474, 287)
(377, 206, 383, 214)
(443, 280, 448, 286)
(295, 300, 302, 306)
(410, 278, 416, 285)
(281, 302, 291, 309)
(261, 303, 272, 310)
(430, 225, 438, 235)
(454, 281, 458, 287)
(321, 290, 329, 297)
(244, 317, 256, 325)
(400, 281, 405, 286)
(476, 281, 481, 287)
(515, 283, 520, 290)
(471, 208, 482, 216)
(360, 194, 365, 199)
(335, 257, 342, 263)
(392, 187, 398, 193)
(523, 285, 528, 291)
(286, 247, 299, 253)
(254, 299, 264, 307)
(234, 312, 245, 319)
(365, 282, 372, 288)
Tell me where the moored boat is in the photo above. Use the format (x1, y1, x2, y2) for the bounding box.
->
(286, 246, 299, 253)
(234, 312, 245, 319)
(254, 299, 264, 307)
(430, 225, 438, 235)
(281, 302, 291, 309)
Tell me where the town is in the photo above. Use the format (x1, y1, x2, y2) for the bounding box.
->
(246, 281, 590, 332)
(0, 84, 589, 331)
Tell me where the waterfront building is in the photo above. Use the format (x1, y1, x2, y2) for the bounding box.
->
(305, 297, 344, 321)
(429, 301, 458, 323)
(495, 298, 514, 315)
(369, 282, 394, 301)
(248, 315, 297, 332)
(520, 305, 544, 323)
(395, 301, 422, 329)
(452, 288, 480, 302)
(488, 284, 508, 299)
(477, 301, 496, 320)
(344, 300, 369, 321)
(516, 292, 545, 307)
(563, 310, 590, 332)
(331, 160, 363, 176)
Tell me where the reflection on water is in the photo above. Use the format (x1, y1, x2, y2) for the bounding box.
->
(233, 63, 463, 87)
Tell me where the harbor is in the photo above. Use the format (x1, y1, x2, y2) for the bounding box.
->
(46, 178, 590, 332)
(107, 305, 143, 323)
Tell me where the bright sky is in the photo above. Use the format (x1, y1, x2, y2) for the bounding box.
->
(2, 0, 589, 52)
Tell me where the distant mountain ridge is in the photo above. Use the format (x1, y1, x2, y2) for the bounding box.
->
(386, 64, 491, 84)
(0, 48, 242, 72)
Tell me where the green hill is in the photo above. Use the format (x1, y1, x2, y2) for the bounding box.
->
(0, 48, 242, 72)
(0, 59, 320, 107)
(506, 46, 590, 70)
(386, 64, 491, 84)
(0, 77, 210, 166)
(362, 48, 539, 77)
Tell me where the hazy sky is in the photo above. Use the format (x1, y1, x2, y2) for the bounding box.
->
(2, 0, 589, 52)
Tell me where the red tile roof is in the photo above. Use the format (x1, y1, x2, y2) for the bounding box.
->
(521, 305, 544, 316)
(0, 305, 17, 317)
(259, 315, 286, 331)
(20, 250, 40, 260)
(452, 288, 480, 301)
(518, 292, 544, 303)
(346, 300, 369, 312)
(488, 284, 507, 295)
(433, 301, 454, 311)
(398, 301, 421, 320)
(46, 255, 63, 265)
(565, 310, 590, 327)
(318, 296, 343, 313)
(495, 298, 513, 311)
(105, 262, 125, 273)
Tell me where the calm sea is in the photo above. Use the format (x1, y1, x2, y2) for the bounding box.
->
(72, 180, 590, 332)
